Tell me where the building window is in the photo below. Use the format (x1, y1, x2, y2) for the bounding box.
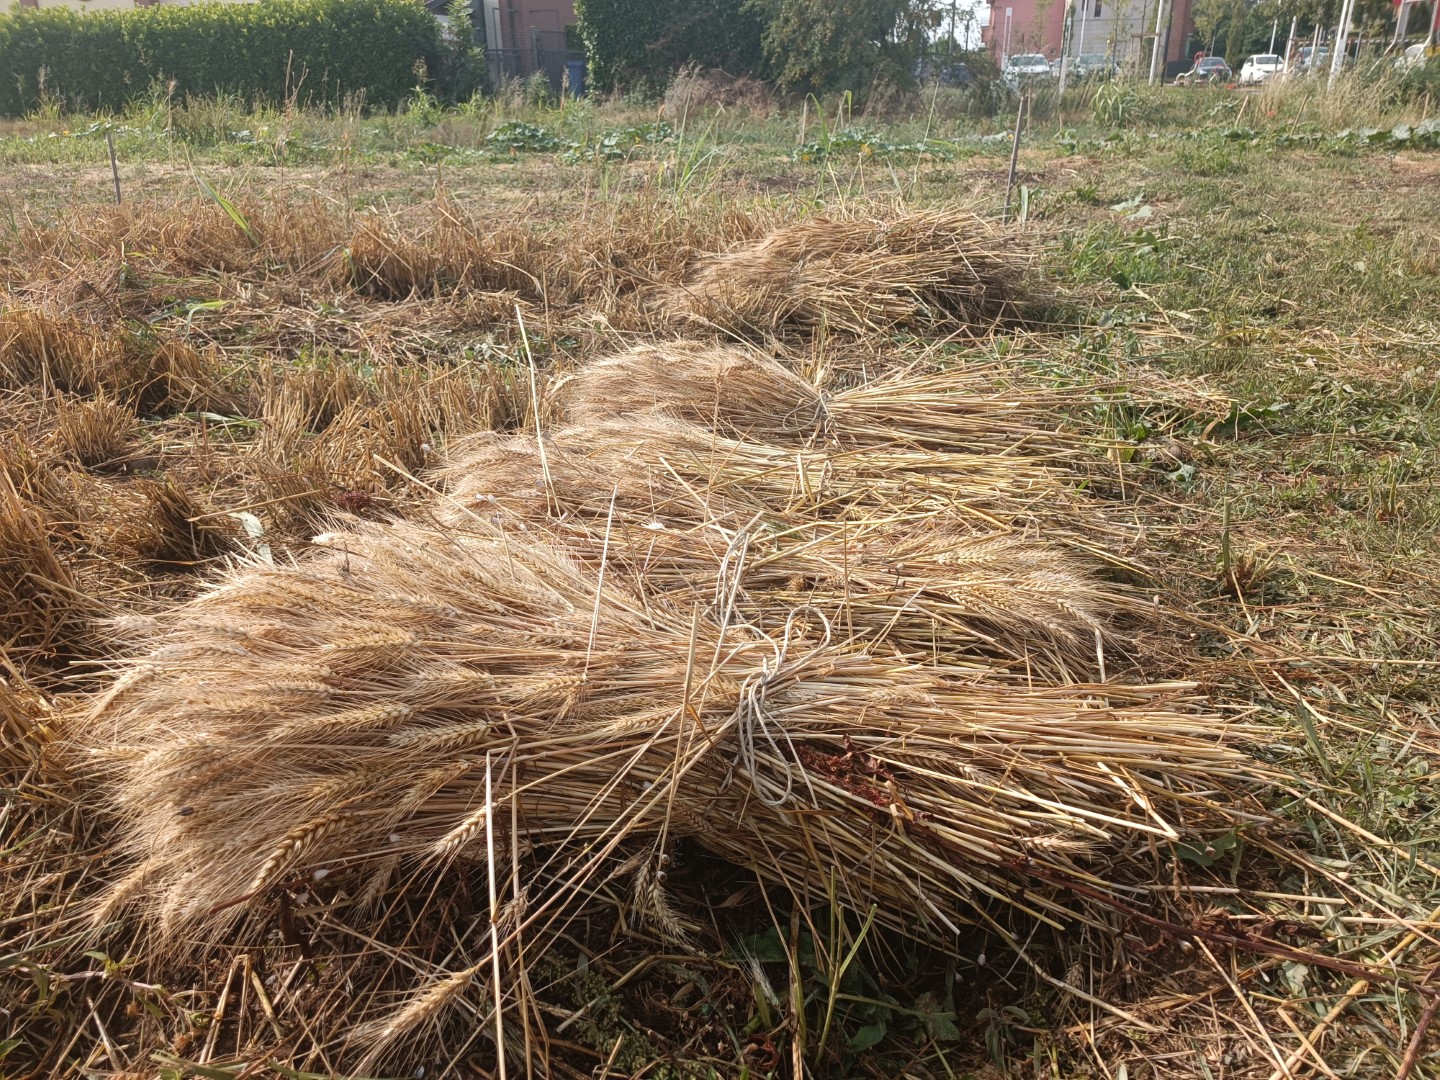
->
(1094, 0, 1101, 14)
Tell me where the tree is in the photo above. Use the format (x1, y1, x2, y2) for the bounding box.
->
(436, 0, 484, 102)
(1224, 0, 1248, 61)
(576, 0, 766, 94)
(1191, 0, 1229, 52)
(741, 0, 940, 93)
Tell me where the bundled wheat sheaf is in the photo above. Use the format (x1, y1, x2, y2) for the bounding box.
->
(59, 219, 1260, 1070)
(663, 209, 1030, 336)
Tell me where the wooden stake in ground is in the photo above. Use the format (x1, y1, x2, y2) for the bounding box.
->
(106, 130, 122, 205)
(1003, 94, 1025, 225)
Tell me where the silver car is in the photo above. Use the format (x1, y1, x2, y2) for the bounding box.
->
(1004, 53, 1055, 86)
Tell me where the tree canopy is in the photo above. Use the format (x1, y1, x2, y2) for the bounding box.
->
(742, 0, 940, 93)
(578, 0, 944, 95)
(574, 0, 767, 93)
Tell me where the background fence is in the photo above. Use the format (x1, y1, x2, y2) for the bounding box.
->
(485, 28, 584, 92)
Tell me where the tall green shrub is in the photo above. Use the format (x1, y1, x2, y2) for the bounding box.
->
(0, 0, 443, 117)
(743, 0, 937, 94)
(575, 0, 766, 94)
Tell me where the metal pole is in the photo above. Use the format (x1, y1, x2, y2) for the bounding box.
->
(1269, 18, 1277, 53)
(1147, 0, 1168, 84)
(1003, 94, 1025, 225)
(1077, 0, 1090, 59)
(1284, 16, 1296, 71)
(1393, 0, 1411, 47)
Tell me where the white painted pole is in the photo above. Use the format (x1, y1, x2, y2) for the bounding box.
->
(1329, 0, 1356, 86)
(1077, 0, 1090, 58)
(1269, 18, 1278, 53)
(1284, 16, 1296, 71)
(1147, 0, 1168, 84)
(1059, 1, 1073, 93)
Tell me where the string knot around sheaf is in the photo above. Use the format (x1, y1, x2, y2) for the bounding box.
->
(725, 604, 832, 809)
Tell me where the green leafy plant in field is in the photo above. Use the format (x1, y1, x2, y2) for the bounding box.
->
(433, 0, 485, 104)
(485, 119, 679, 162)
(1091, 80, 1148, 127)
(793, 125, 953, 162)
(484, 120, 566, 153)
(735, 902, 971, 1073)
(564, 120, 674, 161)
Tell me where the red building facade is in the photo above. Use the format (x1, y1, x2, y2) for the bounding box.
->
(982, 0, 1195, 73)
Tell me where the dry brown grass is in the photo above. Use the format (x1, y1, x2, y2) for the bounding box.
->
(249, 361, 539, 531)
(556, 340, 829, 438)
(0, 476, 91, 664)
(0, 197, 340, 283)
(436, 349, 1139, 679)
(29, 292, 1222, 1073)
(52, 395, 140, 469)
(0, 309, 239, 415)
(0, 309, 135, 398)
(663, 64, 775, 119)
(107, 479, 235, 567)
(442, 414, 1073, 532)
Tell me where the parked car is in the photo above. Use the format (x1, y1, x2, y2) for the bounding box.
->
(1004, 53, 1056, 86)
(1239, 53, 1283, 84)
(915, 59, 974, 87)
(1072, 52, 1118, 79)
(1175, 56, 1233, 85)
(1294, 46, 1330, 73)
(1394, 43, 1428, 71)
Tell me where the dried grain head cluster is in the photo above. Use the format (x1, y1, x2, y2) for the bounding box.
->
(65, 309, 1259, 1069)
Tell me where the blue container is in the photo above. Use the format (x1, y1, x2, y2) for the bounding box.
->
(566, 59, 586, 98)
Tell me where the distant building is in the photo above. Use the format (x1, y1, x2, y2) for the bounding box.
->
(982, 0, 1195, 74)
(421, 0, 580, 89)
(477, 0, 573, 48)
(475, 0, 581, 88)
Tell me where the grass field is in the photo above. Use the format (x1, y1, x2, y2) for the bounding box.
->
(2, 78, 1439, 1079)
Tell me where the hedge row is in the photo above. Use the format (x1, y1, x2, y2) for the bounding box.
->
(574, 0, 765, 94)
(0, 0, 443, 117)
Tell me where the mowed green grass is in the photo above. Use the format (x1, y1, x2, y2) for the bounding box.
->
(2, 83, 1438, 1076)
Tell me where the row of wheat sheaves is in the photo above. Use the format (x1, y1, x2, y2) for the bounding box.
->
(48, 209, 1266, 1073)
